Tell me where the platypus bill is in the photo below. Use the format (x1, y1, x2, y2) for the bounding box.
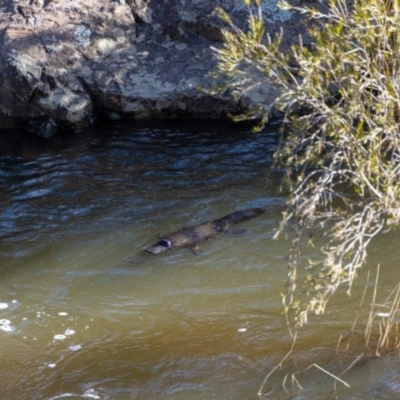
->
(145, 208, 265, 255)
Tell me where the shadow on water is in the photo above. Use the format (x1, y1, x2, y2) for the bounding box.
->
(0, 120, 400, 399)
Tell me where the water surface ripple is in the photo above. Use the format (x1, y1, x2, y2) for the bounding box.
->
(0, 121, 399, 400)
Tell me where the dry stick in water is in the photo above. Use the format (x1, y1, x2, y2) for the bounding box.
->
(362, 264, 400, 353)
(290, 373, 304, 391)
(378, 282, 400, 351)
(312, 364, 351, 389)
(350, 270, 370, 334)
(257, 331, 297, 396)
(291, 363, 351, 390)
(333, 354, 364, 392)
(365, 264, 380, 347)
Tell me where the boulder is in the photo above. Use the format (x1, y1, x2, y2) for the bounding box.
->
(0, 0, 312, 136)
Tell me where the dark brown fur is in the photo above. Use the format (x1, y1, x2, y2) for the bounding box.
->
(145, 208, 265, 255)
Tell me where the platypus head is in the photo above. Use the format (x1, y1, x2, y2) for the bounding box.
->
(145, 239, 172, 255)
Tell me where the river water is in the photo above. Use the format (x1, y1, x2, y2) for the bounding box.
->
(1, 120, 400, 400)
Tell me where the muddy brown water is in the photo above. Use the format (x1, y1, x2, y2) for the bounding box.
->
(1, 121, 400, 400)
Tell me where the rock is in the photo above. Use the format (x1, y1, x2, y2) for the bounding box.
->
(0, 0, 313, 136)
(129, 0, 153, 24)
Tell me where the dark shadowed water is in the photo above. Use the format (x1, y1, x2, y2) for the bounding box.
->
(0, 120, 400, 400)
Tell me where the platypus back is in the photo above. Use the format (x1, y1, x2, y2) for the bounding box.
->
(145, 208, 265, 255)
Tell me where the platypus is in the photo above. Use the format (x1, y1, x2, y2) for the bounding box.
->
(145, 208, 265, 255)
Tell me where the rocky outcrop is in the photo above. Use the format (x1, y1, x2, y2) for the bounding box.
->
(0, 0, 308, 137)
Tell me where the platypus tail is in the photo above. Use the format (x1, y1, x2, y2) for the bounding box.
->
(213, 208, 265, 232)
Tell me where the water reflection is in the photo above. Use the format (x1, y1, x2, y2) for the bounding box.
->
(0, 121, 399, 399)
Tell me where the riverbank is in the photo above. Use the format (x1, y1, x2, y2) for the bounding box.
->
(0, 0, 308, 137)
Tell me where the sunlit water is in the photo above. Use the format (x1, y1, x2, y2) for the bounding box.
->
(1, 120, 400, 400)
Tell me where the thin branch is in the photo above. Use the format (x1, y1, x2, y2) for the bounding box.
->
(258, 331, 297, 396)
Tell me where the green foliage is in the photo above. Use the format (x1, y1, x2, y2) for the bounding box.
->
(213, 0, 400, 325)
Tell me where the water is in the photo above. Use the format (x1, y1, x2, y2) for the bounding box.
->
(0, 120, 400, 400)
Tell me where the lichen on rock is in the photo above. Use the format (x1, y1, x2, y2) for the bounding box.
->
(0, 0, 304, 136)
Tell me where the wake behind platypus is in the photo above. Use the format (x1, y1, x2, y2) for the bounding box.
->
(145, 208, 265, 255)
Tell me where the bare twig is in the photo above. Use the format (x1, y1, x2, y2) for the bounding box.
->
(257, 331, 297, 396)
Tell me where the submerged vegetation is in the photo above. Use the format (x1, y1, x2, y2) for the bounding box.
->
(213, 0, 400, 325)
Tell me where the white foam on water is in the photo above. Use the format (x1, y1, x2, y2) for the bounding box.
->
(83, 389, 101, 399)
(58, 312, 68, 316)
(54, 334, 67, 340)
(0, 319, 10, 325)
(378, 312, 390, 317)
(238, 328, 247, 332)
(48, 393, 76, 399)
(48, 390, 101, 400)
(48, 363, 56, 368)
(64, 329, 75, 336)
(0, 325, 15, 332)
(69, 344, 82, 351)
(0, 303, 8, 310)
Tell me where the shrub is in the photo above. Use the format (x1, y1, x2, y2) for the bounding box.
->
(213, 0, 400, 325)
